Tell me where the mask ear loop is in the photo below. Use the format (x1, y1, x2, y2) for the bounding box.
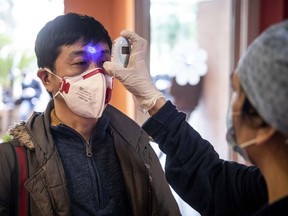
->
(42, 67, 62, 80)
(239, 139, 257, 148)
(42, 67, 66, 97)
(232, 111, 241, 116)
(231, 111, 257, 149)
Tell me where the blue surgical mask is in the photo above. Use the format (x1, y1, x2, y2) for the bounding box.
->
(226, 104, 256, 161)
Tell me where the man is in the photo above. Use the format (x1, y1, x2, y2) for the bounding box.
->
(0, 13, 180, 216)
(104, 21, 288, 215)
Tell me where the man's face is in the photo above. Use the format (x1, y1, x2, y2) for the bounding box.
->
(50, 40, 111, 95)
(54, 40, 111, 77)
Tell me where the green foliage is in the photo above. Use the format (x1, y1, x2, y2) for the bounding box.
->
(1, 133, 12, 142)
(0, 34, 12, 48)
(0, 34, 36, 87)
(0, 0, 36, 87)
(0, 52, 13, 86)
(151, 0, 199, 53)
(18, 50, 36, 70)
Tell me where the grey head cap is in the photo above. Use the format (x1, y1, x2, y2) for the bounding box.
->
(237, 20, 288, 136)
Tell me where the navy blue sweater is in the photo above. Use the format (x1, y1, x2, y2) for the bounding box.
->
(51, 115, 131, 215)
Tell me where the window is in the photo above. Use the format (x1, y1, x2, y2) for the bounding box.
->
(149, 0, 232, 160)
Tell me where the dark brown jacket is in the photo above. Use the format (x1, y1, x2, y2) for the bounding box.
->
(0, 101, 180, 216)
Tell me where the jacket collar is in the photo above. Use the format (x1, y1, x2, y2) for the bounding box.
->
(8, 121, 35, 150)
(8, 100, 55, 164)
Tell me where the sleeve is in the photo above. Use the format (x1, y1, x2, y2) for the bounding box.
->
(142, 101, 268, 216)
(0, 142, 17, 216)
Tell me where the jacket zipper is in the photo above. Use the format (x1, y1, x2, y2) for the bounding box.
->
(85, 141, 102, 207)
(86, 142, 92, 157)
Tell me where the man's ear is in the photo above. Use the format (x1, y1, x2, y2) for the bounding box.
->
(37, 68, 53, 92)
(255, 125, 277, 146)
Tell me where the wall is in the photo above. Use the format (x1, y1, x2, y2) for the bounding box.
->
(195, 0, 231, 160)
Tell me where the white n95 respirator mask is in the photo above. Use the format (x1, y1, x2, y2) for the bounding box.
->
(44, 67, 113, 118)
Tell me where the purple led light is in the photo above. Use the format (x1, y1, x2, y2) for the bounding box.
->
(87, 46, 96, 54)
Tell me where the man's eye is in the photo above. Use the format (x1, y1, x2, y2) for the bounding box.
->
(75, 61, 88, 66)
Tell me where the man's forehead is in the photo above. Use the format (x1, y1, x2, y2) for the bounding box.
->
(65, 42, 110, 58)
(84, 42, 110, 54)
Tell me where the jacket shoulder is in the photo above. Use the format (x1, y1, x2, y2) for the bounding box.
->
(104, 105, 140, 128)
(0, 138, 21, 153)
(0, 139, 23, 170)
(104, 105, 150, 143)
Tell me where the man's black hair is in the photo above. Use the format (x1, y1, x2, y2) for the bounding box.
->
(35, 13, 112, 70)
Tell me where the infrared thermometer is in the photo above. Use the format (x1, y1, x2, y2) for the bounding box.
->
(111, 36, 130, 67)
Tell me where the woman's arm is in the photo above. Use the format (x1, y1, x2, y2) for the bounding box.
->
(143, 101, 268, 216)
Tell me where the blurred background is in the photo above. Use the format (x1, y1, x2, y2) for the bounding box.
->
(0, 0, 287, 215)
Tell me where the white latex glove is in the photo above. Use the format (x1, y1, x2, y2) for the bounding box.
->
(103, 30, 164, 112)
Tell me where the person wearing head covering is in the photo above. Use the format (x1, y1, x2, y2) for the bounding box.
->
(104, 20, 288, 215)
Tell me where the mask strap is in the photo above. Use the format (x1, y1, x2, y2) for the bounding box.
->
(53, 90, 61, 99)
(42, 67, 62, 80)
(41, 68, 62, 98)
(232, 112, 241, 116)
(239, 138, 256, 149)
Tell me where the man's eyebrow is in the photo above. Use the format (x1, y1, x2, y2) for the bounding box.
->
(69, 49, 110, 58)
(69, 50, 86, 58)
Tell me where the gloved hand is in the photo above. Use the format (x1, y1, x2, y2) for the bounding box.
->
(103, 30, 164, 112)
